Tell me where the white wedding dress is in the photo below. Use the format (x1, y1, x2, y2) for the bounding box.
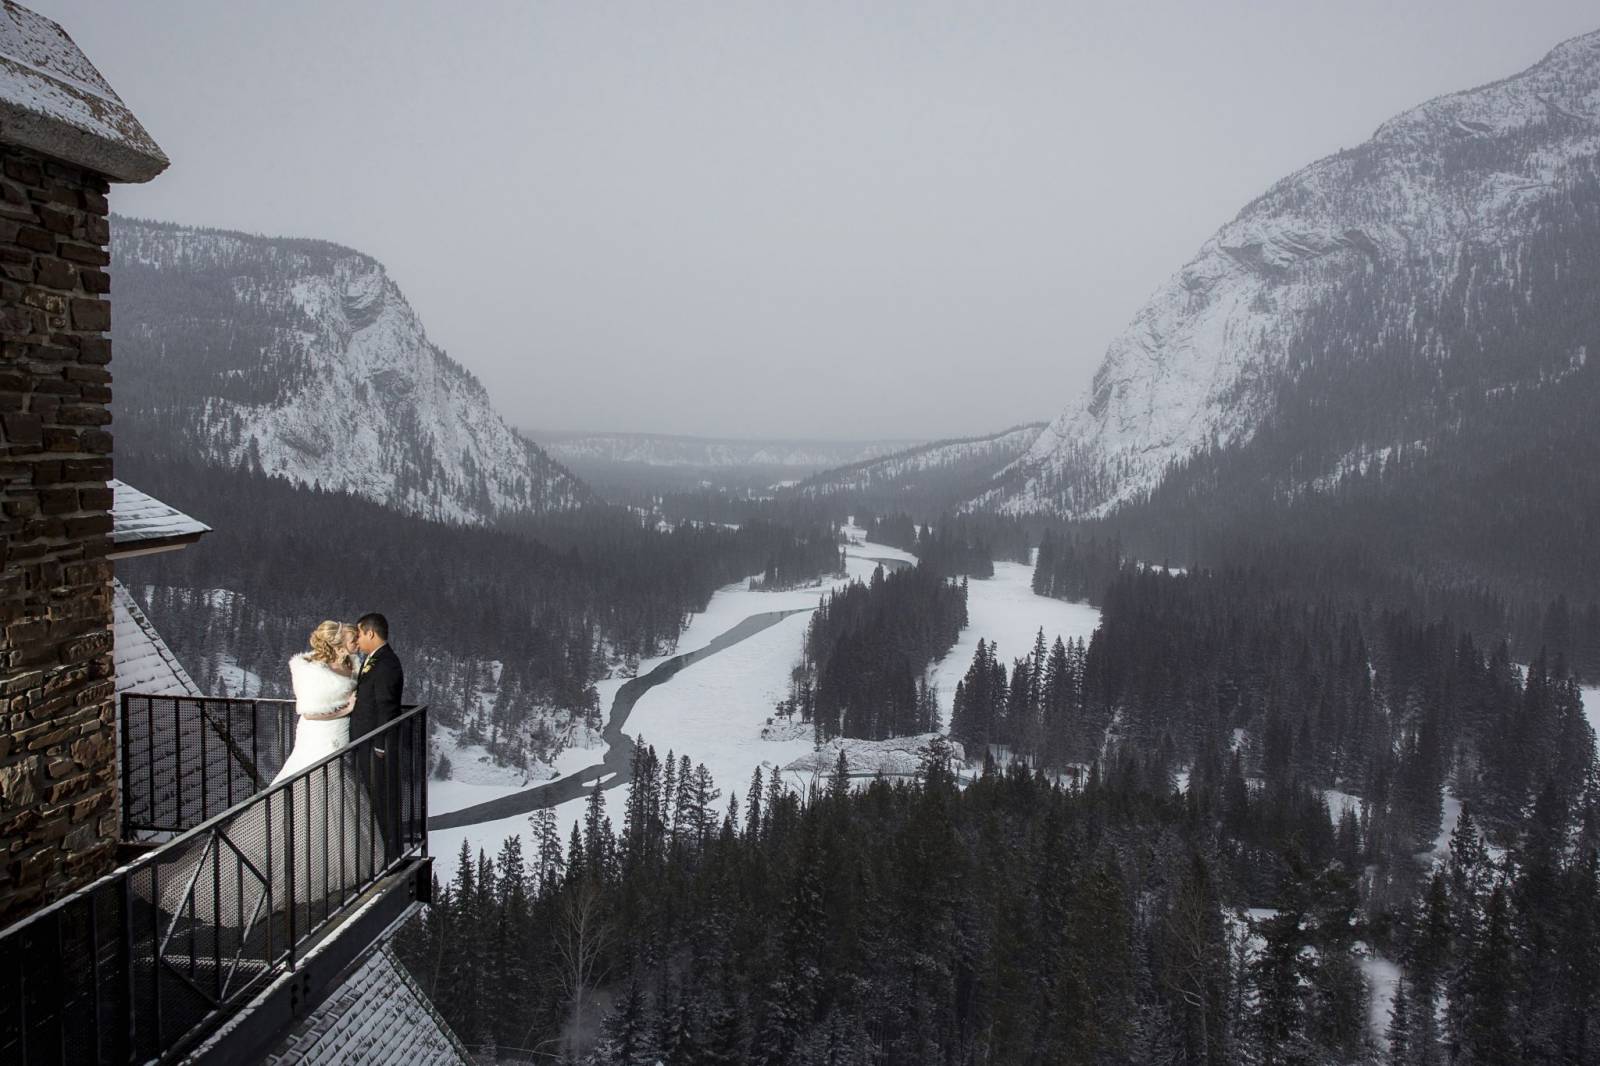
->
(147, 654, 379, 929)
(273, 654, 357, 783)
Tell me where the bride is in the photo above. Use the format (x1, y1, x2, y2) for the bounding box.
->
(274, 620, 360, 782)
(148, 622, 380, 927)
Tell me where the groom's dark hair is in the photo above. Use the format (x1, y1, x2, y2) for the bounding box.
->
(357, 613, 389, 641)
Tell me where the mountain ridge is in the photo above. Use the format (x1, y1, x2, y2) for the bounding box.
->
(787, 423, 1045, 515)
(530, 430, 923, 472)
(983, 27, 1600, 518)
(109, 214, 591, 524)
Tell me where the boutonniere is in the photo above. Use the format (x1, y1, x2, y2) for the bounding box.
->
(360, 656, 374, 675)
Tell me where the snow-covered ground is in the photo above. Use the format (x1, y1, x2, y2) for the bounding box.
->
(211, 653, 265, 698)
(1421, 793, 1464, 865)
(429, 527, 1103, 869)
(783, 734, 964, 780)
(928, 560, 1100, 726)
(1360, 947, 1402, 1039)
(1584, 686, 1600, 739)
(1324, 788, 1366, 821)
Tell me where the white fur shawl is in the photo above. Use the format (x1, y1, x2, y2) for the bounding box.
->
(289, 653, 356, 718)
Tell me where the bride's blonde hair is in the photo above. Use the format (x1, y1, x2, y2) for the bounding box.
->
(307, 620, 350, 667)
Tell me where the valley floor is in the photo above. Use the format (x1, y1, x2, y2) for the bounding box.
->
(428, 530, 1102, 866)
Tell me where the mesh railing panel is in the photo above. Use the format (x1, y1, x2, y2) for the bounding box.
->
(121, 695, 299, 836)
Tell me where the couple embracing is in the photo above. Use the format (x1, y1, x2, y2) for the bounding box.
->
(277, 612, 406, 859)
(278, 613, 403, 778)
(152, 614, 408, 922)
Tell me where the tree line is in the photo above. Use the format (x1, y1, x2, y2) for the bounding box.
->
(864, 512, 1032, 578)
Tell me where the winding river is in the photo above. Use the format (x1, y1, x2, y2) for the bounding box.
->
(426, 552, 914, 831)
(427, 606, 815, 829)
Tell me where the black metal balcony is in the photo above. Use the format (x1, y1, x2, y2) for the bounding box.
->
(0, 695, 432, 1065)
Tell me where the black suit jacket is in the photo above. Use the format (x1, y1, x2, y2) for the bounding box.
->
(351, 643, 404, 744)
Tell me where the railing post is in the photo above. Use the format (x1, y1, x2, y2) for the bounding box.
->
(284, 782, 296, 968)
(88, 888, 101, 1065)
(263, 789, 273, 968)
(147, 697, 156, 834)
(119, 693, 131, 842)
(419, 708, 430, 856)
(199, 698, 209, 829)
(150, 863, 162, 1052)
(121, 874, 136, 1063)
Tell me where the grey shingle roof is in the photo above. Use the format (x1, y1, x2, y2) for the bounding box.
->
(263, 944, 470, 1065)
(110, 479, 210, 552)
(112, 579, 199, 697)
(0, 1, 168, 181)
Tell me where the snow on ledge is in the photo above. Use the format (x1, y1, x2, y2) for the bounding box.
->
(0, 2, 167, 182)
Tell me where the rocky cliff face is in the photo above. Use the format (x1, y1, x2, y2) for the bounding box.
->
(984, 30, 1600, 516)
(110, 217, 589, 523)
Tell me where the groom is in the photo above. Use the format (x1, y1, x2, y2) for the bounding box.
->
(353, 613, 405, 861)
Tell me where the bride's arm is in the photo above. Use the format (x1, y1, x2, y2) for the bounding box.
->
(302, 691, 358, 721)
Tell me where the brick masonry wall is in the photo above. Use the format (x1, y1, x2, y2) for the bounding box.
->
(0, 142, 118, 926)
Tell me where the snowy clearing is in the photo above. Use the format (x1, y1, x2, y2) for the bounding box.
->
(1359, 946, 1402, 1038)
(1324, 788, 1366, 821)
(927, 560, 1100, 727)
(1421, 793, 1464, 865)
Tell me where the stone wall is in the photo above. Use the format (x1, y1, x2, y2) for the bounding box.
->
(0, 142, 117, 926)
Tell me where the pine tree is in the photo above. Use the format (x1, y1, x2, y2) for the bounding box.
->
(1405, 872, 1452, 1063)
(1248, 869, 1314, 1065)
(829, 748, 851, 799)
(1462, 885, 1516, 1064)
(745, 766, 764, 840)
(597, 977, 659, 1066)
(1386, 976, 1413, 1065)
(584, 782, 612, 883)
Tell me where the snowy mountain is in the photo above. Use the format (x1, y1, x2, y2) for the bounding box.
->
(984, 29, 1600, 517)
(530, 431, 919, 472)
(790, 424, 1044, 513)
(110, 217, 590, 524)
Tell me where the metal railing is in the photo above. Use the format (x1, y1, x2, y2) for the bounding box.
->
(120, 694, 300, 837)
(0, 699, 429, 1065)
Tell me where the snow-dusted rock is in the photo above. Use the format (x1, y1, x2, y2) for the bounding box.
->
(984, 29, 1600, 516)
(111, 217, 590, 524)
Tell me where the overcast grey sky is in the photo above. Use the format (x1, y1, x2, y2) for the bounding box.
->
(33, 1, 1600, 440)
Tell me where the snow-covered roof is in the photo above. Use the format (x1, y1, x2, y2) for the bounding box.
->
(109, 479, 209, 555)
(0, 2, 167, 182)
(113, 579, 198, 697)
(262, 944, 469, 1065)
